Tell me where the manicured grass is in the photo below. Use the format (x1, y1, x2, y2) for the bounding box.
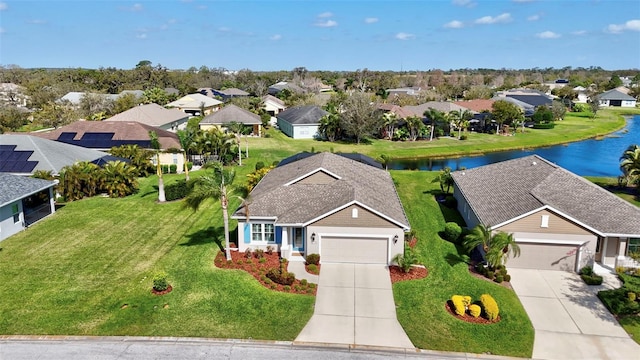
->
(0, 163, 314, 339)
(391, 171, 534, 358)
(253, 108, 637, 161)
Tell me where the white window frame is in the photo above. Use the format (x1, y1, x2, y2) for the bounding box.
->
(251, 223, 275, 243)
(541, 215, 549, 228)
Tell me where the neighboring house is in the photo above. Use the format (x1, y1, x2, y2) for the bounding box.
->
(573, 86, 589, 103)
(199, 104, 262, 135)
(231, 152, 410, 264)
(387, 87, 421, 97)
(0, 134, 117, 175)
(276, 105, 327, 139)
(212, 88, 250, 100)
(262, 94, 286, 116)
(166, 93, 223, 116)
(0, 173, 56, 241)
(104, 103, 189, 131)
(34, 121, 184, 172)
(58, 90, 142, 106)
(268, 81, 305, 96)
(451, 155, 640, 272)
(495, 89, 553, 108)
(164, 87, 180, 96)
(377, 103, 414, 119)
(454, 99, 495, 113)
(0, 83, 28, 107)
(404, 101, 469, 117)
(597, 89, 637, 108)
(491, 96, 535, 117)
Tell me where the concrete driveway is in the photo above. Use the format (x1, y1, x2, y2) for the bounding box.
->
(509, 268, 640, 360)
(295, 263, 414, 349)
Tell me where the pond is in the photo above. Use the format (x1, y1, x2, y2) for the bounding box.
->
(388, 115, 640, 177)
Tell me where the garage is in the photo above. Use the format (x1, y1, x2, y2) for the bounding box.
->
(321, 236, 388, 264)
(507, 242, 579, 271)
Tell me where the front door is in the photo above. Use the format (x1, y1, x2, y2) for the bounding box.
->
(292, 228, 304, 252)
(595, 237, 602, 262)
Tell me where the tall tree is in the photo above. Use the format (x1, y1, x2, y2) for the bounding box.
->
(142, 87, 170, 105)
(149, 131, 166, 202)
(177, 129, 197, 181)
(491, 100, 523, 133)
(620, 144, 640, 188)
(448, 109, 473, 139)
(424, 108, 446, 141)
(318, 107, 342, 142)
(380, 112, 397, 140)
(405, 115, 425, 141)
(224, 121, 245, 166)
(339, 92, 381, 144)
(184, 164, 236, 260)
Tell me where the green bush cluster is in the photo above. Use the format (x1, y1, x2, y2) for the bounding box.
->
(598, 273, 640, 316)
(152, 271, 169, 291)
(480, 294, 499, 321)
(161, 164, 170, 174)
(307, 264, 318, 274)
(266, 268, 295, 286)
(476, 264, 511, 283)
(169, 164, 177, 174)
(186, 162, 193, 170)
(443, 222, 462, 243)
(532, 123, 555, 129)
(164, 180, 188, 201)
(580, 266, 603, 285)
(306, 253, 320, 265)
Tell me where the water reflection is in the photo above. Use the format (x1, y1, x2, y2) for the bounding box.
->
(388, 115, 639, 176)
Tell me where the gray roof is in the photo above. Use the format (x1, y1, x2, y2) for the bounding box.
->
(0, 173, 56, 208)
(105, 103, 188, 127)
(233, 152, 410, 229)
(199, 104, 261, 125)
(277, 105, 327, 125)
(404, 102, 468, 116)
(215, 88, 249, 96)
(0, 135, 113, 175)
(262, 94, 286, 108)
(598, 89, 636, 101)
(451, 155, 640, 236)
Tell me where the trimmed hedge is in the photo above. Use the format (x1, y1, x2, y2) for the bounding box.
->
(469, 304, 481, 318)
(169, 164, 177, 174)
(306, 253, 320, 265)
(581, 274, 603, 285)
(443, 222, 462, 243)
(451, 295, 466, 316)
(165, 180, 188, 201)
(480, 294, 499, 321)
(532, 123, 555, 129)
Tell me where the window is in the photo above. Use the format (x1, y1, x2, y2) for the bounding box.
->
(629, 238, 640, 255)
(540, 215, 549, 228)
(11, 203, 19, 223)
(352, 208, 358, 218)
(251, 223, 275, 243)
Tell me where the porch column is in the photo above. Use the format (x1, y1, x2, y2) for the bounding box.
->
(280, 226, 290, 260)
(49, 187, 56, 214)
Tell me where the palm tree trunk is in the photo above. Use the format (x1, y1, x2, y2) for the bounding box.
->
(183, 152, 190, 181)
(222, 195, 231, 260)
(157, 153, 166, 202)
(237, 135, 242, 166)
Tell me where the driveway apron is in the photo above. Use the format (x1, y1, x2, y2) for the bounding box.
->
(509, 268, 640, 360)
(295, 263, 414, 349)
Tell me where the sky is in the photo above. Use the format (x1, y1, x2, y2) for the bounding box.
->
(0, 0, 639, 71)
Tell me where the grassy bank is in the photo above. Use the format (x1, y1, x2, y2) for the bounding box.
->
(250, 108, 638, 160)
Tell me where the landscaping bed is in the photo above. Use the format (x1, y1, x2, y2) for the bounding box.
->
(214, 251, 317, 295)
(389, 265, 428, 283)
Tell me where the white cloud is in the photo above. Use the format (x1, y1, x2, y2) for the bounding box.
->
(136, 33, 147, 39)
(606, 19, 640, 33)
(365, 17, 378, 24)
(536, 31, 560, 39)
(527, 15, 539, 21)
(444, 20, 464, 29)
(572, 30, 587, 35)
(395, 32, 415, 40)
(0, 2, 7, 11)
(315, 20, 337, 28)
(475, 13, 512, 25)
(318, 12, 333, 18)
(452, 0, 476, 7)
(270, 34, 282, 40)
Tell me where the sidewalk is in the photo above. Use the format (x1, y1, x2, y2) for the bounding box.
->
(287, 261, 319, 284)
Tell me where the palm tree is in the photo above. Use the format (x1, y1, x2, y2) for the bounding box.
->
(432, 167, 453, 193)
(100, 161, 138, 197)
(177, 128, 198, 181)
(620, 144, 640, 187)
(380, 112, 397, 140)
(487, 232, 521, 267)
(318, 108, 341, 142)
(184, 164, 236, 260)
(463, 224, 492, 254)
(149, 131, 165, 202)
(224, 121, 245, 166)
(448, 109, 473, 139)
(424, 108, 446, 141)
(405, 115, 425, 141)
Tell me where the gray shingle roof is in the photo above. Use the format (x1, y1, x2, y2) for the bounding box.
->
(277, 105, 328, 125)
(215, 88, 249, 96)
(0, 135, 113, 175)
(233, 152, 409, 229)
(105, 103, 188, 127)
(452, 155, 640, 236)
(0, 173, 56, 208)
(199, 104, 261, 125)
(598, 89, 636, 101)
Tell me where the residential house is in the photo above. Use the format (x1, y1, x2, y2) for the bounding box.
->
(166, 93, 223, 116)
(34, 121, 184, 172)
(104, 103, 189, 131)
(262, 95, 287, 116)
(451, 155, 640, 272)
(212, 88, 250, 100)
(597, 89, 637, 108)
(231, 152, 410, 264)
(0, 173, 56, 241)
(58, 90, 143, 106)
(387, 87, 421, 97)
(199, 104, 262, 136)
(573, 86, 589, 103)
(268, 81, 305, 96)
(404, 101, 470, 117)
(376, 103, 414, 119)
(0, 134, 118, 175)
(454, 99, 495, 114)
(491, 96, 535, 117)
(276, 105, 327, 139)
(495, 89, 553, 109)
(0, 83, 28, 107)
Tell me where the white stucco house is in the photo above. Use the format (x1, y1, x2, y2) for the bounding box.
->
(597, 89, 637, 108)
(276, 105, 327, 139)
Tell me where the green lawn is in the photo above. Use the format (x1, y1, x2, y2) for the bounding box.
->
(0, 166, 314, 339)
(391, 171, 534, 358)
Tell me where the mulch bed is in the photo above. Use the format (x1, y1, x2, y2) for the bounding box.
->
(389, 265, 428, 284)
(445, 301, 500, 324)
(151, 285, 173, 296)
(214, 251, 316, 296)
(468, 264, 513, 290)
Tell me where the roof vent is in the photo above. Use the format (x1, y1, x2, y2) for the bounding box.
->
(532, 161, 537, 166)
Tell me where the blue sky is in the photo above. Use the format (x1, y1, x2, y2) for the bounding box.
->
(0, 0, 639, 71)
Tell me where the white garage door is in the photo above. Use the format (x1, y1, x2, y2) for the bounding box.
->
(507, 243, 578, 271)
(321, 236, 388, 264)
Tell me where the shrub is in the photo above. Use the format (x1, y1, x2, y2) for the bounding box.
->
(480, 294, 499, 321)
(152, 271, 169, 291)
(580, 266, 594, 276)
(451, 295, 466, 316)
(266, 245, 274, 255)
(164, 180, 189, 201)
(486, 271, 495, 280)
(186, 162, 193, 170)
(460, 135, 468, 141)
(469, 304, 481, 318)
(504, 274, 512, 282)
(255, 161, 265, 171)
(443, 222, 462, 243)
(475, 263, 487, 276)
(283, 285, 291, 291)
(259, 258, 266, 263)
(306, 253, 320, 265)
(244, 248, 253, 258)
(161, 164, 169, 174)
(307, 264, 318, 274)
(628, 292, 637, 302)
(254, 249, 265, 259)
(309, 283, 316, 289)
(300, 279, 308, 286)
(294, 285, 301, 291)
(393, 246, 419, 273)
(532, 123, 555, 129)
(495, 275, 504, 283)
(266, 268, 295, 286)
(245, 259, 252, 264)
(169, 164, 177, 174)
(581, 274, 603, 285)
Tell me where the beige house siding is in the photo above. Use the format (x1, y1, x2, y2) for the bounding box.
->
(497, 209, 592, 235)
(310, 204, 396, 228)
(295, 171, 336, 185)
